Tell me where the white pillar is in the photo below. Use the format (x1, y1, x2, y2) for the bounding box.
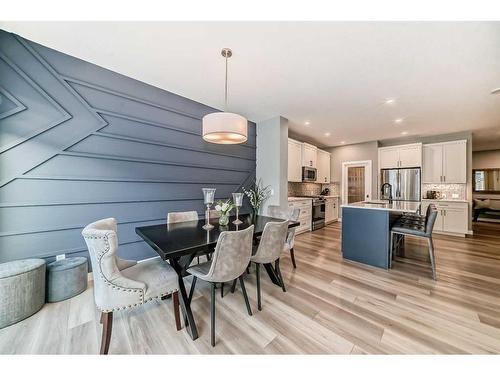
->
(256, 116, 288, 214)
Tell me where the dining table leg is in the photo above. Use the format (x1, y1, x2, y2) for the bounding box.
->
(263, 263, 282, 286)
(169, 257, 199, 340)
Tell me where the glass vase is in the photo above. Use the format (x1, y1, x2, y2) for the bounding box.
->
(219, 213, 229, 226)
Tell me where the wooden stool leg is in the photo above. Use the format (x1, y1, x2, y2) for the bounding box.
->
(100, 311, 113, 355)
(173, 291, 181, 331)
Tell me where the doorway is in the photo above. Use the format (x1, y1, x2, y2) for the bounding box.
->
(341, 160, 372, 204)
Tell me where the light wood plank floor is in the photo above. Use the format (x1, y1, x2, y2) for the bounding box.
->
(1, 221, 500, 354)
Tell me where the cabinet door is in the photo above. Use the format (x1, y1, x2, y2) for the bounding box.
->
(332, 199, 339, 219)
(317, 150, 331, 183)
(288, 140, 302, 182)
(379, 147, 400, 169)
(422, 144, 443, 183)
(433, 210, 444, 231)
(443, 141, 467, 183)
(443, 208, 468, 234)
(302, 144, 317, 168)
(399, 144, 422, 168)
(325, 201, 333, 222)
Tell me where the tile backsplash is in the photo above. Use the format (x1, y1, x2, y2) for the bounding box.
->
(288, 182, 340, 197)
(288, 182, 322, 196)
(422, 183, 466, 200)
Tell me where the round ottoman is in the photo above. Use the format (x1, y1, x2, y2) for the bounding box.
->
(46, 257, 88, 302)
(0, 259, 46, 329)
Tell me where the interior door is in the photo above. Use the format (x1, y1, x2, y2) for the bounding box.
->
(347, 166, 366, 203)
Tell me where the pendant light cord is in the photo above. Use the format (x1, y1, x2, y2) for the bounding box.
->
(224, 53, 228, 111)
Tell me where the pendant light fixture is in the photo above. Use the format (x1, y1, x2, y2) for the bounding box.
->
(202, 48, 248, 144)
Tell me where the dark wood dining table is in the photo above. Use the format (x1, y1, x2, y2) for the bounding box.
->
(135, 213, 299, 341)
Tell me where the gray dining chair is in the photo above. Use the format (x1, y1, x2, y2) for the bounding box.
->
(82, 218, 181, 354)
(267, 205, 301, 268)
(250, 220, 289, 311)
(186, 225, 254, 347)
(167, 210, 199, 223)
(167, 210, 209, 263)
(389, 204, 439, 280)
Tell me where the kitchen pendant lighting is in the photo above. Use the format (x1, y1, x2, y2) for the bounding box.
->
(202, 48, 248, 144)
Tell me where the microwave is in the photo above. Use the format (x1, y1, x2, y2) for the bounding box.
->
(302, 166, 317, 182)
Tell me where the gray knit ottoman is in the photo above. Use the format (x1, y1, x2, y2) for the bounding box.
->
(0, 259, 46, 329)
(46, 257, 88, 303)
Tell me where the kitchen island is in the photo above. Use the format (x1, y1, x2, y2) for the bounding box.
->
(340, 200, 420, 269)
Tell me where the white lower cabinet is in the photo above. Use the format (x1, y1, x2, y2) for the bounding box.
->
(421, 200, 468, 236)
(325, 197, 339, 223)
(288, 199, 312, 234)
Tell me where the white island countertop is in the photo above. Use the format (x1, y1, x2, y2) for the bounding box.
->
(341, 200, 420, 213)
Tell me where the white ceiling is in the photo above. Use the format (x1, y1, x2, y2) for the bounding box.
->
(2, 21, 500, 149)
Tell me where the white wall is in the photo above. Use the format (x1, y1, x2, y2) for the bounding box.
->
(324, 141, 379, 200)
(256, 116, 288, 213)
(473, 149, 500, 169)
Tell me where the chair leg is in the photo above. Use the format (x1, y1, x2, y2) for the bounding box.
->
(427, 237, 437, 280)
(173, 291, 181, 331)
(188, 276, 197, 304)
(239, 276, 253, 316)
(220, 282, 224, 298)
(99, 311, 113, 355)
(256, 263, 262, 311)
(275, 259, 286, 292)
(210, 282, 216, 347)
(290, 248, 297, 269)
(230, 278, 237, 293)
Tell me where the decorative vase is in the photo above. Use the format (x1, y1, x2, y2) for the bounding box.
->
(219, 213, 230, 226)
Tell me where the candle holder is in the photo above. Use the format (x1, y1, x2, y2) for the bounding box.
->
(232, 192, 244, 225)
(202, 188, 216, 230)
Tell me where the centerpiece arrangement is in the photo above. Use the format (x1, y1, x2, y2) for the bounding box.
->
(242, 179, 272, 216)
(214, 199, 235, 226)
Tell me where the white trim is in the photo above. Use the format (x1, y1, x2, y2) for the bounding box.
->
(341, 160, 372, 205)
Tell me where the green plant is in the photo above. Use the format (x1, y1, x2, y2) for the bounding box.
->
(242, 179, 272, 213)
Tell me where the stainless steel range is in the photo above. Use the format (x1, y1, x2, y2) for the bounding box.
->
(297, 195, 326, 230)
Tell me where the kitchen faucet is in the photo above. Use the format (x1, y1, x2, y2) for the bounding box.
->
(381, 183, 393, 203)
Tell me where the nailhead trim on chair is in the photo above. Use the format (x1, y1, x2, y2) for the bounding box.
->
(84, 233, 178, 313)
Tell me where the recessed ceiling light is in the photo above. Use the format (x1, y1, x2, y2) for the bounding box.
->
(304, 121, 311, 126)
(325, 132, 331, 137)
(384, 98, 396, 105)
(401, 131, 409, 135)
(340, 141, 346, 144)
(394, 118, 404, 124)
(491, 88, 500, 94)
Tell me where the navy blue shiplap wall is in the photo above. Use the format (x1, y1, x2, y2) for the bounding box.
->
(0, 30, 256, 263)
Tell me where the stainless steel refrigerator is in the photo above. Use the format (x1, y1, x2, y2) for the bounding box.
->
(380, 168, 421, 202)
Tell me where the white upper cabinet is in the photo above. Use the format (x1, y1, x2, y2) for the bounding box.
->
(378, 143, 422, 169)
(317, 149, 331, 184)
(301, 143, 318, 168)
(443, 141, 467, 183)
(288, 139, 303, 182)
(422, 140, 467, 183)
(422, 144, 443, 183)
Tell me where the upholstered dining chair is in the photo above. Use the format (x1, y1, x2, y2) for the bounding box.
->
(82, 218, 181, 354)
(249, 220, 289, 311)
(267, 205, 301, 268)
(167, 210, 199, 224)
(186, 225, 254, 347)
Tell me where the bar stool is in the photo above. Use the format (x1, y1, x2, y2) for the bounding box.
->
(389, 204, 438, 280)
